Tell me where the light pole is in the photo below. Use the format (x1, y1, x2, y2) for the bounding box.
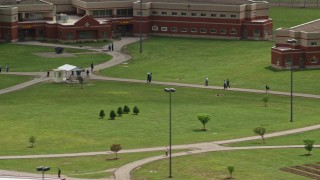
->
(286, 38, 297, 122)
(164, 87, 176, 178)
(139, 0, 142, 53)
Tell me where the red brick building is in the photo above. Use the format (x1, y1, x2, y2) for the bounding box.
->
(0, 0, 272, 42)
(272, 19, 320, 70)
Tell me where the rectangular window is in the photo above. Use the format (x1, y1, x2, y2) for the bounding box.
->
(191, 13, 197, 16)
(171, 27, 178, 32)
(230, 29, 237, 34)
(180, 28, 187, 32)
(311, 42, 318, 46)
(220, 29, 226, 34)
(137, 11, 142, 16)
(191, 28, 197, 33)
(211, 13, 216, 17)
(161, 27, 168, 31)
(152, 26, 158, 31)
(200, 28, 207, 33)
(25, 12, 44, 20)
(39, 30, 44, 37)
(66, 32, 73, 40)
(78, 31, 94, 39)
(172, 12, 178, 16)
(210, 29, 217, 33)
(200, 13, 206, 17)
(101, 32, 108, 39)
(93, 10, 112, 17)
(285, 59, 292, 66)
(162, 12, 167, 15)
(152, 11, 158, 15)
(230, 14, 237, 18)
(220, 14, 226, 18)
(117, 9, 133, 17)
(253, 29, 260, 36)
(181, 12, 187, 16)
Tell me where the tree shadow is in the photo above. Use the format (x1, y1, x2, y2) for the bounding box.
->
(299, 154, 311, 157)
(106, 158, 120, 161)
(26, 146, 34, 148)
(192, 129, 208, 132)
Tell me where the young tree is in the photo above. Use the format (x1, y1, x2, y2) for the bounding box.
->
(99, 110, 105, 119)
(133, 106, 140, 115)
(253, 127, 266, 143)
(29, 136, 36, 148)
(117, 107, 123, 116)
(110, 110, 116, 120)
(303, 139, 315, 155)
(197, 113, 210, 131)
(77, 76, 84, 88)
(123, 105, 130, 114)
(227, 166, 235, 179)
(262, 95, 269, 107)
(110, 144, 122, 159)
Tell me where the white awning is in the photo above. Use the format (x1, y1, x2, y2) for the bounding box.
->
(57, 64, 77, 71)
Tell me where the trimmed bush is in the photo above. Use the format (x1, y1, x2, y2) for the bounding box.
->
(133, 106, 140, 115)
(123, 105, 130, 114)
(110, 110, 116, 120)
(117, 107, 123, 116)
(99, 110, 105, 119)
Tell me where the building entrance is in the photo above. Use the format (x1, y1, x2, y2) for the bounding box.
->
(18, 29, 35, 41)
(115, 24, 133, 36)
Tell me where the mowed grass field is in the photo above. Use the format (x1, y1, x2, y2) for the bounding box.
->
(0, 44, 111, 72)
(0, 80, 319, 155)
(100, 7, 320, 94)
(0, 74, 33, 89)
(133, 148, 320, 180)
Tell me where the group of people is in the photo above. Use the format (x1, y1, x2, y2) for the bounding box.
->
(147, 72, 153, 83)
(0, 64, 9, 73)
(107, 43, 114, 52)
(223, 79, 230, 90)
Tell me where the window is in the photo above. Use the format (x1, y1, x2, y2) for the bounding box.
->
(39, 30, 44, 37)
(310, 56, 318, 64)
(162, 12, 167, 15)
(25, 13, 44, 20)
(220, 29, 226, 34)
(101, 32, 108, 39)
(78, 31, 94, 39)
(285, 59, 292, 66)
(311, 42, 318, 46)
(152, 11, 158, 15)
(200, 28, 207, 33)
(180, 28, 187, 32)
(253, 29, 260, 36)
(117, 9, 133, 17)
(172, 12, 178, 16)
(93, 10, 112, 17)
(152, 26, 158, 31)
(191, 28, 197, 33)
(181, 12, 187, 16)
(230, 29, 237, 34)
(137, 11, 142, 16)
(211, 13, 216, 17)
(210, 29, 217, 33)
(200, 13, 206, 17)
(171, 27, 178, 32)
(220, 14, 226, 18)
(66, 32, 73, 40)
(230, 14, 237, 18)
(191, 13, 197, 16)
(161, 27, 168, 31)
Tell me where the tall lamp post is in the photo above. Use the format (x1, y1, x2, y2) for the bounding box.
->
(286, 38, 297, 122)
(139, 0, 142, 53)
(164, 87, 176, 178)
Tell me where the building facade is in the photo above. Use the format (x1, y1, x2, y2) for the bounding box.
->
(272, 19, 320, 70)
(0, 0, 272, 43)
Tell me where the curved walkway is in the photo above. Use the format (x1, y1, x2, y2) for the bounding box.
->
(1, 37, 320, 180)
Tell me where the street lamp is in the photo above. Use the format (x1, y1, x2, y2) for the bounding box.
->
(164, 87, 176, 178)
(286, 38, 297, 122)
(36, 166, 50, 180)
(139, 0, 142, 53)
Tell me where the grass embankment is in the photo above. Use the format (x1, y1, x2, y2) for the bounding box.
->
(0, 81, 319, 155)
(0, 44, 111, 72)
(133, 148, 320, 180)
(0, 74, 33, 89)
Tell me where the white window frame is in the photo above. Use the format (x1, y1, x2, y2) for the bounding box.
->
(200, 28, 207, 33)
(220, 29, 226, 34)
(311, 42, 318, 46)
(172, 12, 178, 16)
(220, 14, 226, 18)
(230, 29, 237, 34)
(200, 13, 206, 17)
(191, 28, 197, 33)
(180, 28, 187, 32)
(161, 11, 167, 15)
(152, 26, 159, 31)
(181, 12, 187, 16)
(171, 27, 178, 32)
(191, 13, 197, 17)
(161, 27, 168, 32)
(210, 29, 217, 33)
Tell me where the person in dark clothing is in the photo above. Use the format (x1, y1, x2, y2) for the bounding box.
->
(205, 77, 208, 86)
(47, 70, 50, 77)
(5, 64, 9, 72)
(0, 65, 2, 73)
(111, 43, 114, 51)
(86, 69, 90, 78)
(90, 62, 94, 72)
(266, 85, 270, 93)
(223, 80, 227, 90)
(58, 168, 61, 178)
(147, 72, 151, 83)
(226, 79, 230, 88)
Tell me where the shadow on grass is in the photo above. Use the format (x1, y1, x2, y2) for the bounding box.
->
(299, 154, 312, 157)
(106, 158, 120, 161)
(192, 129, 208, 132)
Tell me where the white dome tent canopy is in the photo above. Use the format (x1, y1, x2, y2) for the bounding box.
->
(52, 64, 83, 83)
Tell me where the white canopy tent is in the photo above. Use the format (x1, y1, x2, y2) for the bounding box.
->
(52, 64, 77, 83)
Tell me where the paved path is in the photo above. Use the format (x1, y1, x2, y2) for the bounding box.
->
(1, 37, 320, 180)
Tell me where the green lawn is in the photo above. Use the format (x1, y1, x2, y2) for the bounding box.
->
(0, 74, 33, 89)
(0, 44, 111, 72)
(0, 80, 319, 155)
(99, 7, 320, 94)
(133, 148, 319, 180)
(225, 129, 320, 147)
(0, 151, 168, 179)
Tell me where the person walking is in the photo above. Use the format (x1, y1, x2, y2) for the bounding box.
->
(90, 62, 94, 72)
(266, 84, 270, 93)
(108, 44, 111, 51)
(150, 72, 153, 83)
(86, 69, 90, 78)
(165, 146, 168, 156)
(5, 64, 9, 72)
(226, 79, 230, 88)
(111, 43, 114, 51)
(0, 64, 2, 73)
(47, 70, 50, 77)
(223, 80, 227, 90)
(147, 72, 150, 83)
(205, 77, 208, 86)
(58, 168, 61, 178)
